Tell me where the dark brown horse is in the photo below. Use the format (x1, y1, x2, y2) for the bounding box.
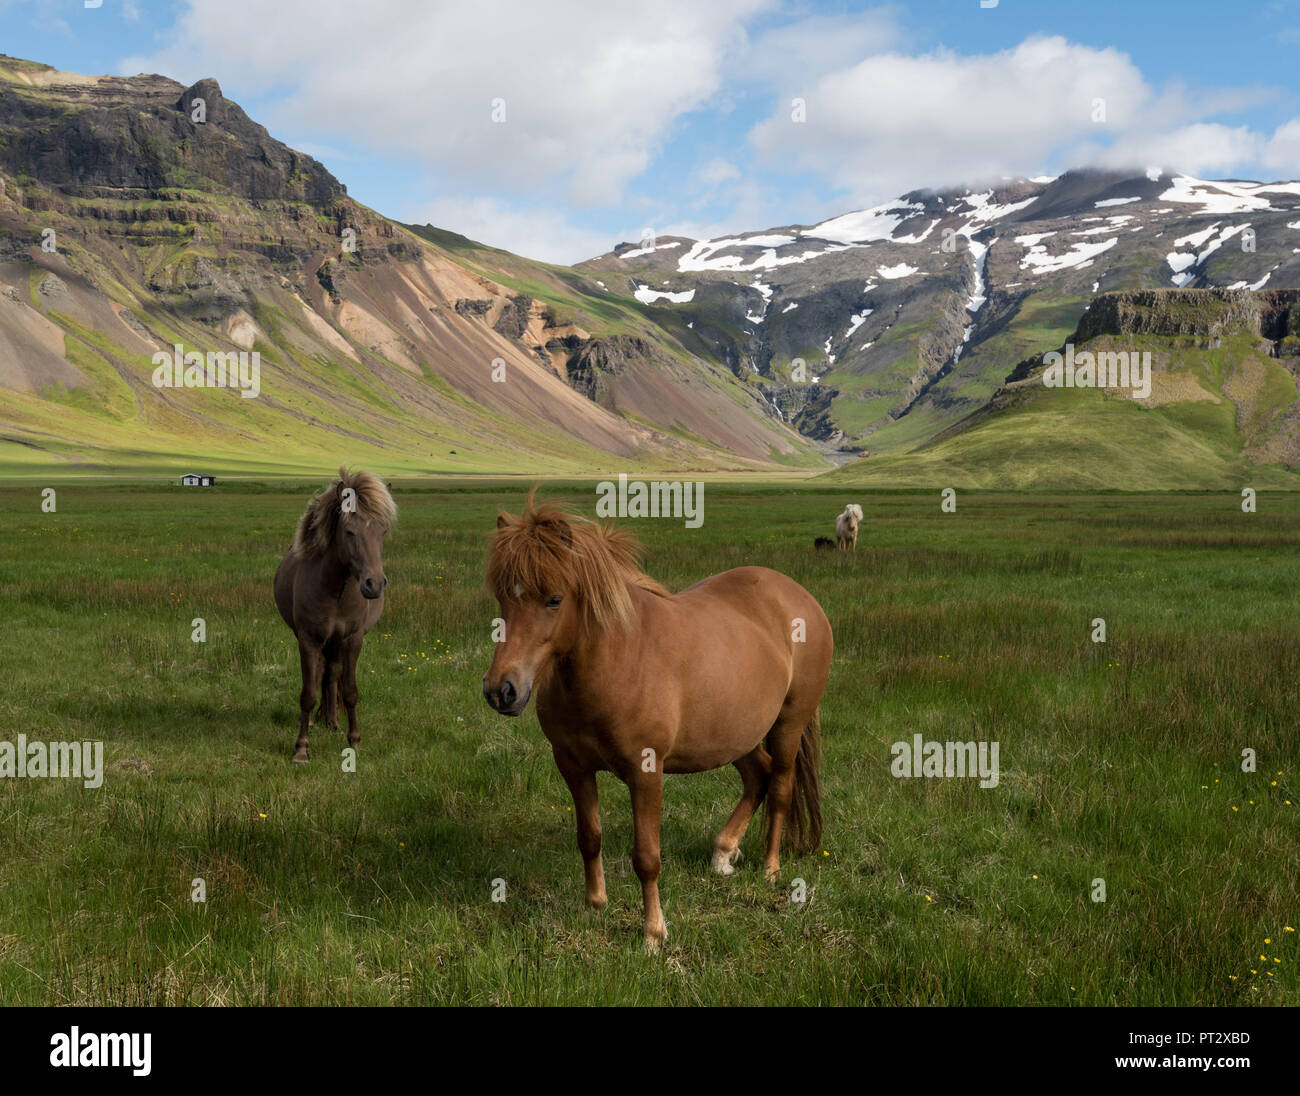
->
(274, 468, 396, 763)
(482, 493, 832, 950)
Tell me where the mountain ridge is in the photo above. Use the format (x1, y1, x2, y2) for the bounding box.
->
(0, 55, 819, 476)
(577, 169, 1300, 461)
(3, 53, 1300, 486)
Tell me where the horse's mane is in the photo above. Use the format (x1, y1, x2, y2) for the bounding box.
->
(487, 488, 668, 632)
(292, 466, 397, 556)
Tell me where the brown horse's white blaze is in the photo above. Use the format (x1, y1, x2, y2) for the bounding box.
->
(274, 467, 395, 763)
(483, 493, 832, 950)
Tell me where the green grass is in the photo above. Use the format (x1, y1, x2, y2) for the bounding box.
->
(0, 481, 1296, 1004)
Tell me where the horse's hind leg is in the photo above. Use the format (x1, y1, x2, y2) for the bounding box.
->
(294, 638, 325, 764)
(712, 746, 771, 875)
(762, 711, 806, 881)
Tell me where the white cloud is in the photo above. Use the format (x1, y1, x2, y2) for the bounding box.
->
(122, 0, 769, 207)
(118, 9, 1299, 261)
(750, 35, 1294, 204)
(1261, 118, 1300, 174)
(698, 157, 741, 185)
(1087, 123, 1265, 176)
(740, 9, 904, 87)
(409, 195, 616, 265)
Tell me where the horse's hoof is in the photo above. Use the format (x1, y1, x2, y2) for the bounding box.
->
(586, 896, 608, 912)
(644, 929, 667, 954)
(711, 847, 742, 876)
(763, 864, 780, 883)
(292, 753, 310, 765)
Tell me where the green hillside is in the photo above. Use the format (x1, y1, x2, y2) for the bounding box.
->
(825, 292, 1300, 490)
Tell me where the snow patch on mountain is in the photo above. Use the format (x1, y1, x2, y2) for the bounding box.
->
(956, 190, 1039, 231)
(807, 201, 924, 244)
(845, 309, 873, 337)
(634, 285, 695, 304)
(1020, 236, 1118, 274)
(966, 237, 993, 314)
(676, 235, 861, 273)
(1165, 222, 1251, 286)
(746, 279, 774, 324)
(1159, 176, 1298, 215)
(619, 241, 683, 260)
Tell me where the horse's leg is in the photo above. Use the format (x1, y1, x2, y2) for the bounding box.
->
(711, 745, 771, 875)
(762, 714, 804, 881)
(341, 635, 363, 748)
(628, 768, 667, 951)
(554, 748, 606, 910)
(294, 638, 324, 764)
(319, 641, 341, 731)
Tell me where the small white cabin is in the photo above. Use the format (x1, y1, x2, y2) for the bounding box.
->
(180, 473, 215, 487)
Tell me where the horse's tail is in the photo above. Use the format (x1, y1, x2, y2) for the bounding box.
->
(766, 708, 823, 855)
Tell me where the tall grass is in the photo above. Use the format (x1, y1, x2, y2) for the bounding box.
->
(0, 483, 1295, 1004)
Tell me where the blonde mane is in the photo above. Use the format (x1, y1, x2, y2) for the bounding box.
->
(487, 489, 667, 632)
(292, 466, 397, 556)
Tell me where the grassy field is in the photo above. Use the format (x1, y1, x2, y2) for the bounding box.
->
(0, 479, 1296, 1005)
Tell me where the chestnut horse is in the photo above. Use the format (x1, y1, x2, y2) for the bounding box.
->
(482, 493, 832, 950)
(274, 468, 396, 763)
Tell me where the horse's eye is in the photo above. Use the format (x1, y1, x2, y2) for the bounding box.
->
(546, 594, 563, 609)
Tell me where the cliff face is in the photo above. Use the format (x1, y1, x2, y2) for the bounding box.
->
(1076, 289, 1300, 345)
(1001, 289, 1300, 387)
(0, 59, 343, 205)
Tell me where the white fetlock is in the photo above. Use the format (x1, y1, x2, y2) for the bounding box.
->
(711, 846, 743, 876)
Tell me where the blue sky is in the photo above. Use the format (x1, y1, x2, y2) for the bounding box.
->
(2, 0, 1298, 262)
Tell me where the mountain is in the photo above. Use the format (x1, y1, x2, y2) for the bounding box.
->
(577, 169, 1300, 465)
(4, 53, 1300, 486)
(0, 56, 821, 477)
(820, 287, 1300, 490)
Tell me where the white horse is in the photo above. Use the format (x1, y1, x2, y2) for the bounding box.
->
(835, 504, 863, 551)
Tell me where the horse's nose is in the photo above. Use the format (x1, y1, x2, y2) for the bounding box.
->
(482, 678, 516, 711)
(360, 576, 383, 598)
